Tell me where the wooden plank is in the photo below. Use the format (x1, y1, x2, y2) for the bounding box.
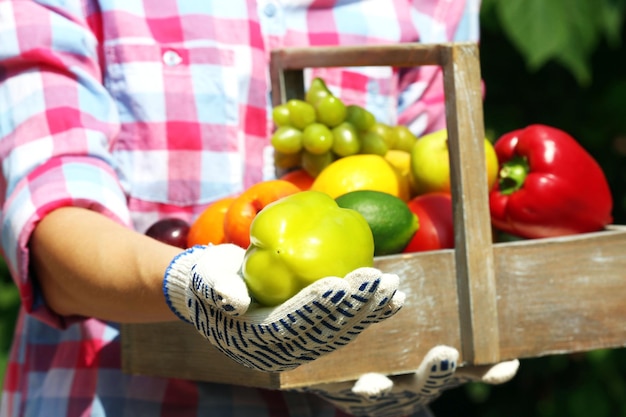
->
(269, 43, 443, 72)
(440, 43, 500, 364)
(495, 228, 626, 359)
(122, 249, 462, 389)
(121, 320, 274, 387)
(122, 228, 626, 389)
(121, 321, 281, 387)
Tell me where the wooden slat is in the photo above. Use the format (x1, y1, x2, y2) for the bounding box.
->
(121, 321, 280, 387)
(269, 44, 443, 72)
(495, 227, 626, 359)
(122, 249, 462, 388)
(441, 43, 500, 364)
(121, 228, 626, 389)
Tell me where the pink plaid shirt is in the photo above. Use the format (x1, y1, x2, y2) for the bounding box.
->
(0, 1, 479, 416)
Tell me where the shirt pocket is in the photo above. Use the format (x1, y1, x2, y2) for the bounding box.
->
(103, 43, 244, 206)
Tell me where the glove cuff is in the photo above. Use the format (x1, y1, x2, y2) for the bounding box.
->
(163, 245, 208, 323)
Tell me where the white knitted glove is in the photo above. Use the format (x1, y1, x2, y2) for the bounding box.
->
(162, 244, 405, 372)
(305, 345, 520, 417)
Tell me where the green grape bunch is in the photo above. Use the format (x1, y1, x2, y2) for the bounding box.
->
(271, 77, 417, 178)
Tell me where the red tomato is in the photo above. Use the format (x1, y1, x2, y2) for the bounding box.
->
(403, 192, 455, 253)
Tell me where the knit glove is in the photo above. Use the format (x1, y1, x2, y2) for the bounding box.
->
(162, 244, 405, 372)
(304, 345, 519, 417)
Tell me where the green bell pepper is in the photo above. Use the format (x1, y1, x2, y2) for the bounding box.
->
(242, 190, 374, 306)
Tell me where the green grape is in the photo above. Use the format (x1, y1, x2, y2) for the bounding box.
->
(271, 126, 303, 154)
(302, 123, 334, 155)
(305, 77, 333, 107)
(286, 99, 316, 130)
(302, 150, 334, 177)
(316, 95, 347, 128)
(331, 122, 361, 157)
(345, 104, 376, 131)
(369, 122, 396, 149)
(273, 149, 302, 171)
(391, 125, 418, 152)
(359, 131, 388, 156)
(272, 104, 291, 127)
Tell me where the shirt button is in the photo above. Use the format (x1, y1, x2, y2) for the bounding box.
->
(163, 50, 182, 66)
(264, 2, 277, 17)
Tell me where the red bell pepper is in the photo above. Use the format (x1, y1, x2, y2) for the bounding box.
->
(489, 124, 613, 239)
(403, 192, 455, 252)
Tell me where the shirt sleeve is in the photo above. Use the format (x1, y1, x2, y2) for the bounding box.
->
(0, 1, 131, 328)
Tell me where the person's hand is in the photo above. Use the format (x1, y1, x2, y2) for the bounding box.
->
(162, 244, 405, 372)
(304, 345, 520, 417)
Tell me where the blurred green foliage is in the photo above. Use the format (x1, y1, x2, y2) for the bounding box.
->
(0, 257, 19, 392)
(432, 349, 626, 416)
(1, 2, 626, 415)
(481, 0, 626, 85)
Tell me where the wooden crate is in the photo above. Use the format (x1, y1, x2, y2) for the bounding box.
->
(121, 42, 626, 389)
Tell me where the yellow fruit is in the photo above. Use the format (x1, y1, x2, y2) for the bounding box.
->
(384, 149, 418, 197)
(484, 140, 499, 191)
(390, 125, 418, 152)
(411, 129, 499, 194)
(335, 190, 419, 256)
(311, 154, 410, 201)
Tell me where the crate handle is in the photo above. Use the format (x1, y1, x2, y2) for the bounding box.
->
(270, 42, 499, 365)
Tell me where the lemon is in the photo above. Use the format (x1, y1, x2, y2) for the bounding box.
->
(311, 154, 410, 201)
(384, 149, 418, 197)
(336, 190, 419, 256)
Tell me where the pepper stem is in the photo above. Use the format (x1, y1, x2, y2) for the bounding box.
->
(498, 156, 529, 195)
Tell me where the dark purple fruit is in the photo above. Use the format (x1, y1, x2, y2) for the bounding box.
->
(145, 218, 190, 249)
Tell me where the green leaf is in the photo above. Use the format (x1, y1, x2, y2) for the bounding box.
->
(0, 281, 19, 308)
(553, 51, 591, 86)
(599, 0, 626, 45)
(490, 0, 626, 85)
(495, 0, 569, 70)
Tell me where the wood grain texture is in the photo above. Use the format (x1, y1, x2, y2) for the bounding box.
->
(122, 228, 626, 389)
(495, 227, 626, 359)
(441, 44, 500, 364)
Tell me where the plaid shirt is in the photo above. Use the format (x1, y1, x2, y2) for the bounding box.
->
(0, 0, 479, 416)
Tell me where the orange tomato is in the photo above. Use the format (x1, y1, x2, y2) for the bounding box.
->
(280, 169, 315, 191)
(223, 180, 301, 248)
(187, 196, 236, 247)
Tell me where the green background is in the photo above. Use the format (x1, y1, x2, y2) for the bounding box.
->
(2, 2, 626, 415)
